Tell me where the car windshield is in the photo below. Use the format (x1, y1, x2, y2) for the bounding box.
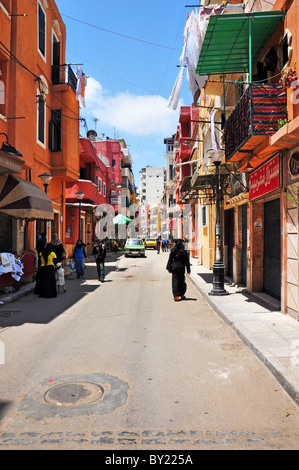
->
(146, 239, 155, 242)
(126, 239, 143, 245)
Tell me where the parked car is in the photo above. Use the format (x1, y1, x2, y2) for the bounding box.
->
(144, 238, 156, 249)
(124, 239, 145, 257)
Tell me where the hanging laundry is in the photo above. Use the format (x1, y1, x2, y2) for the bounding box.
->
(210, 109, 221, 152)
(167, 14, 189, 110)
(168, 10, 208, 109)
(185, 10, 208, 104)
(168, 6, 227, 109)
(76, 66, 87, 108)
(200, 4, 226, 18)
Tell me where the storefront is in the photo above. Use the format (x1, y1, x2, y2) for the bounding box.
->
(249, 154, 282, 302)
(223, 172, 249, 287)
(0, 173, 54, 287)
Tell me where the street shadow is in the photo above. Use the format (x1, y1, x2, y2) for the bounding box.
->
(0, 401, 11, 421)
(197, 273, 213, 284)
(0, 252, 125, 328)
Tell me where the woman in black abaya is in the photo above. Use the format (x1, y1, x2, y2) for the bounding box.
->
(166, 239, 191, 301)
(34, 243, 57, 298)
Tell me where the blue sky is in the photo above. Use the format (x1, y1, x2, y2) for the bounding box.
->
(54, 0, 194, 187)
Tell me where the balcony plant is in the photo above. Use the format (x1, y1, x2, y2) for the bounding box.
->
(277, 118, 290, 128)
(279, 62, 297, 87)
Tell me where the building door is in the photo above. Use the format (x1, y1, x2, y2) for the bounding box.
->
(0, 213, 12, 252)
(227, 208, 234, 278)
(263, 199, 281, 300)
(241, 205, 247, 286)
(51, 35, 60, 84)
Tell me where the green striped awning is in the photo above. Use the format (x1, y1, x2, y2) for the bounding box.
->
(196, 11, 284, 77)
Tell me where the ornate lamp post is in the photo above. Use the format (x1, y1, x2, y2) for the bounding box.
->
(75, 191, 85, 240)
(38, 172, 53, 194)
(207, 149, 229, 296)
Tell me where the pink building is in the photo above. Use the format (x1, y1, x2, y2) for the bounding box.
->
(65, 132, 123, 255)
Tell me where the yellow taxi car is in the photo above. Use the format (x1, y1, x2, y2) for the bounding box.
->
(144, 238, 156, 249)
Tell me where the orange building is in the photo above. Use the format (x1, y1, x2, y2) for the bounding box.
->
(0, 0, 79, 261)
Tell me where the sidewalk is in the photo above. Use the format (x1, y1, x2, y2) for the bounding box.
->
(188, 258, 299, 407)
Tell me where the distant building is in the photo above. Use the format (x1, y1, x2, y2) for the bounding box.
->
(140, 166, 165, 206)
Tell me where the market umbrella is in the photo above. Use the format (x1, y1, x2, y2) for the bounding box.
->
(113, 214, 132, 224)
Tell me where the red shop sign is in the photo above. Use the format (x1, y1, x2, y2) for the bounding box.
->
(249, 155, 280, 201)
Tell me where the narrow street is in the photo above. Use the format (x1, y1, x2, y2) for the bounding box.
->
(0, 249, 299, 450)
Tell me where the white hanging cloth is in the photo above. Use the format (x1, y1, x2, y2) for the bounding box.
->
(167, 15, 189, 110)
(210, 108, 221, 151)
(168, 6, 226, 109)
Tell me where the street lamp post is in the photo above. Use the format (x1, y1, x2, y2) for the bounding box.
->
(38, 172, 53, 240)
(75, 191, 85, 240)
(208, 149, 229, 296)
(38, 172, 53, 194)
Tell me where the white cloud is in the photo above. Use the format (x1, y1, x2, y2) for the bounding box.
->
(85, 76, 180, 137)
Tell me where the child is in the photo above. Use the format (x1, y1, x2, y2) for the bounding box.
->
(55, 262, 66, 293)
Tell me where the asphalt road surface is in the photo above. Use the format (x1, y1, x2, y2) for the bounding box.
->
(0, 249, 299, 450)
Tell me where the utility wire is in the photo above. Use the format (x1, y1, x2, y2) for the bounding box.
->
(57, 12, 180, 51)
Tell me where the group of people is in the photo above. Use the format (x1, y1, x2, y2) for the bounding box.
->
(34, 233, 190, 303)
(34, 236, 107, 298)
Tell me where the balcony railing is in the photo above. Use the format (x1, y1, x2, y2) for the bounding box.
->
(52, 65, 77, 93)
(224, 84, 287, 161)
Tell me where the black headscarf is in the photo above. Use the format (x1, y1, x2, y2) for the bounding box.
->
(173, 239, 184, 252)
(41, 243, 53, 265)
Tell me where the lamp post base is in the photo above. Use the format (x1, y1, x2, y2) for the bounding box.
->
(209, 262, 229, 296)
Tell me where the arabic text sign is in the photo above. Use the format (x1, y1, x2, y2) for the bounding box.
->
(249, 155, 280, 201)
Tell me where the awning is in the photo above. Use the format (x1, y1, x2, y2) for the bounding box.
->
(0, 174, 54, 220)
(196, 11, 284, 78)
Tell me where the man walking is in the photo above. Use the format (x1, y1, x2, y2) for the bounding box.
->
(93, 240, 106, 282)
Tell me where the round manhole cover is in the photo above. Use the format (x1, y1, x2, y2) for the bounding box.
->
(44, 382, 104, 407)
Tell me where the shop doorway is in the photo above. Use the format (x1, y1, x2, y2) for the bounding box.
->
(241, 204, 247, 286)
(263, 199, 281, 300)
(227, 208, 234, 278)
(0, 213, 12, 252)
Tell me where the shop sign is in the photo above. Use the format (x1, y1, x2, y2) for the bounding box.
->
(111, 197, 121, 205)
(249, 155, 280, 201)
(288, 150, 299, 184)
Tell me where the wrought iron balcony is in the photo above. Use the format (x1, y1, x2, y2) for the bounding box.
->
(51, 64, 77, 93)
(224, 83, 287, 162)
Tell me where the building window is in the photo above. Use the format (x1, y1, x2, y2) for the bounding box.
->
(279, 31, 292, 71)
(98, 178, 102, 193)
(103, 182, 106, 197)
(169, 164, 174, 180)
(0, 62, 6, 117)
(49, 109, 61, 152)
(202, 206, 207, 226)
(112, 159, 116, 167)
(38, 1, 46, 59)
(37, 91, 46, 146)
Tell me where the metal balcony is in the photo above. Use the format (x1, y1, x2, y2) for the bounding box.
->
(51, 64, 77, 93)
(224, 83, 287, 162)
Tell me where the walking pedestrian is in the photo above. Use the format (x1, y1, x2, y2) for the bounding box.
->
(34, 242, 57, 298)
(51, 233, 65, 264)
(166, 239, 191, 301)
(55, 262, 66, 293)
(72, 240, 87, 279)
(156, 236, 162, 254)
(93, 240, 106, 282)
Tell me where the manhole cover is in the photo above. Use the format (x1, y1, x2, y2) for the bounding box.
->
(44, 381, 104, 407)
